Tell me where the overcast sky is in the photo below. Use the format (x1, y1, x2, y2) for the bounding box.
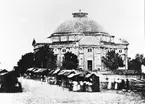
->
(0, 0, 144, 70)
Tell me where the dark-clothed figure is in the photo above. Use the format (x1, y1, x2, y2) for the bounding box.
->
(83, 82, 86, 92)
(111, 79, 116, 90)
(69, 81, 73, 91)
(80, 81, 84, 92)
(125, 79, 129, 91)
(120, 79, 125, 90)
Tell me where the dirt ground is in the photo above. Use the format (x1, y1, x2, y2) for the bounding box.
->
(0, 77, 144, 104)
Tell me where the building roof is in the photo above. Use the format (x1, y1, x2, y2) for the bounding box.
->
(114, 38, 129, 45)
(79, 36, 100, 45)
(52, 11, 105, 36)
(33, 38, 52, 46)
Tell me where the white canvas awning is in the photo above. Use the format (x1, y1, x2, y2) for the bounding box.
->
(67, 73, 80, 78)
(27, 68, 34, 71)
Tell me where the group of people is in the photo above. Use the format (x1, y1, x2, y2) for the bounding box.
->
(69, 81, 94, 92)
(106, 78, 129, 91)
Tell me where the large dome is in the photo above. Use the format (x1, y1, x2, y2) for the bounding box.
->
(53, 11, 105, 34)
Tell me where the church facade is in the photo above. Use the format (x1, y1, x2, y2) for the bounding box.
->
(34, 11, 129, 71)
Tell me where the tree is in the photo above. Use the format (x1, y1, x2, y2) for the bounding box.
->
(128, 57, 132, 70)
(135, 54, 144, 64)
(128, 59, 141, 73)
(102, 50, 124, 70)
(17, 52, 34, 74)
(34, 45, 57, 70)
(62, 52, 79, 69)
(143, 58, 145, 66)
(128, 54, 144, 73)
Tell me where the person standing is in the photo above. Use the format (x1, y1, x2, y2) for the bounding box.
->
(125, 79, 129, 91)
(77, 81, 81, 92)
(120, 79, 125, 90)
(72, 81, 78, 92)
(107, 78, 112, 90)
(116, 78, 121, 93)
(80, 81, 83, 92)
(114, 79, 118, 90)
(112, 78, 116, 90)
(83, 81, 86, 92)
(106, 78, 109, 89)
(115, 78, 121, 90)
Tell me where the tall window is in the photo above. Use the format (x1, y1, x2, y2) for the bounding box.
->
(88, 48, 92, 52)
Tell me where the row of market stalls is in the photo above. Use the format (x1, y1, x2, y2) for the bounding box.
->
(26, 68, 48, 80)
(27, 68, 48, 74)
(26, 68, 101, 92)
(27, 68, 145, 92)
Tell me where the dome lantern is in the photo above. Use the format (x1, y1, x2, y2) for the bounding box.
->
(72, 10, 88, 18)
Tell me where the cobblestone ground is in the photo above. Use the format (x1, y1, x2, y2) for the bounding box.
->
(0, 78, 145, 104)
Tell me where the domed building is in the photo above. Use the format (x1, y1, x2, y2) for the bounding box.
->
(34, 10, 129, 71)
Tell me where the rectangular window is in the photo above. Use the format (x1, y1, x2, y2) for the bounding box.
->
(62, 49, 66, 53)
(61, 36, 67, 41)
(69, 36, 74, 41)
(52, 37, 58, 42)
(119, 50, 122, 53)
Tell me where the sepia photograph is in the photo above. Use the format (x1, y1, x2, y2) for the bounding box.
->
(0, 0, 144, 103)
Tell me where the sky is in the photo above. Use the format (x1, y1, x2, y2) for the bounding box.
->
(0, 0, 144, 70)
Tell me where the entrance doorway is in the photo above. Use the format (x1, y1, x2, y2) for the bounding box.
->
(87, 60, 92, 71)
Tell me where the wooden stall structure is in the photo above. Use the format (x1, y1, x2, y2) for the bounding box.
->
(0, 70, 22, 92)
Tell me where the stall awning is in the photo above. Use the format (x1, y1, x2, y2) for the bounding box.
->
(63, 71, 73, 76)
(58, 70, 66, 75)
(85, 72, 99, 78)
(67, 73, 80, 78)
(27, 68, 35, 71)
(34, 68, 47, 73)
(52, 68, 61, 75)
(0, 72, 8, 76)
(58, 70, 77, 76)
(85, 73, 92, 78)
(32, 68, 38, 72)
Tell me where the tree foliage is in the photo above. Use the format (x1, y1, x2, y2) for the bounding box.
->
(62, 52, 79, 69)
(135, 54, 144, 63)
(143, 58, 145, 66)
(128, 59, 141, 73)
(34, 45, 57, 70)
(102, 50, 124, 70)
(17, 52, 34, 74)
(128, 54, 144, 73)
